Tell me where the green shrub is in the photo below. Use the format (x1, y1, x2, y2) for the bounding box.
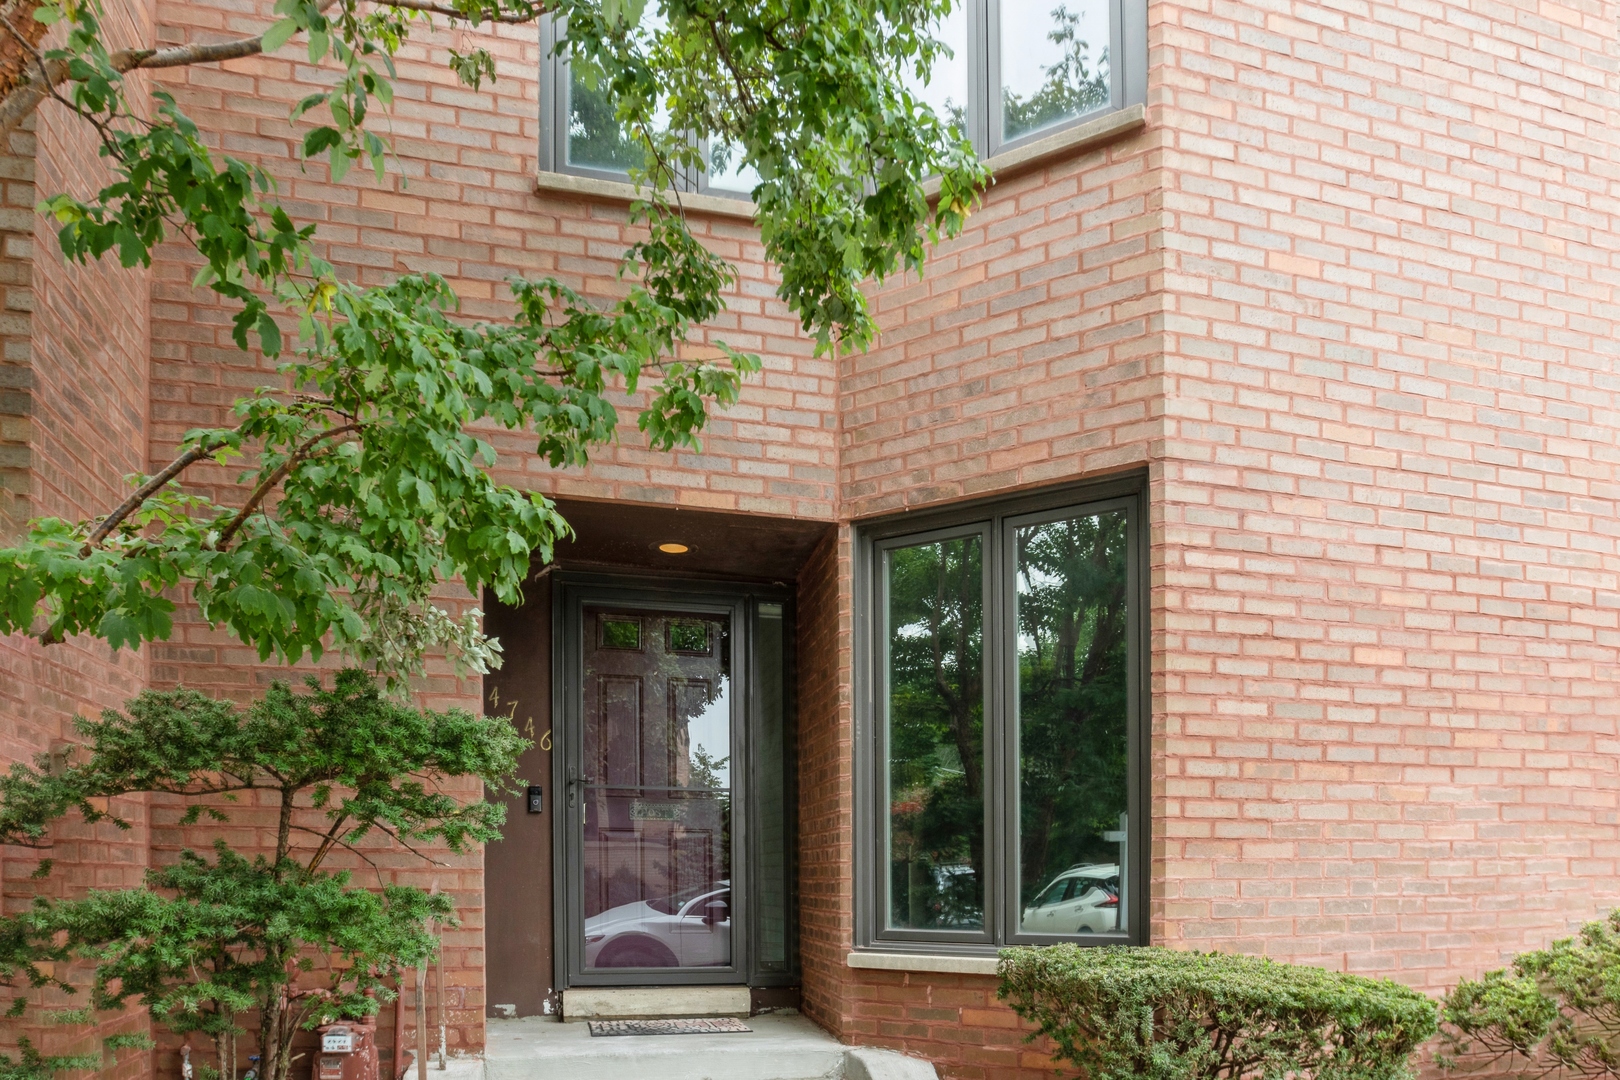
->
(997, 945, 1439, 1080)
(1441, 910, 1620, 1078)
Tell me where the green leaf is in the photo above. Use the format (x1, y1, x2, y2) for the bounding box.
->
(260, 16, 300, 54)
(254, 313, 282, 357)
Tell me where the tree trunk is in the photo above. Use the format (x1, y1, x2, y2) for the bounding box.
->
(0, 0, 48, 110)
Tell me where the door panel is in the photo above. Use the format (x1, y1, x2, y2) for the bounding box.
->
(576, 605, 736, 976)
(593, 675, 642, 787)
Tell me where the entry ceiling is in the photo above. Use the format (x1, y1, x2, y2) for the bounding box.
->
(546, 497, 833, 584)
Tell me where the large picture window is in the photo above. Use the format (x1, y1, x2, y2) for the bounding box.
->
(857, 477, 1147, 951)
(539, 0, 1145, 190)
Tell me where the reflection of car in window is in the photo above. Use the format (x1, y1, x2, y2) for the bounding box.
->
(584, 882, 731, 969)
(1022, 864, 1119, 934)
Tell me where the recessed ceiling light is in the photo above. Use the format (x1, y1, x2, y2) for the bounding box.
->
(658, 543, 690, 554)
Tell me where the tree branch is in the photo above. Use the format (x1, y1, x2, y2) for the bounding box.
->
(0, 0, 540, 145)
(377, 0, 538, 23)
(83, 438, 226, 551)
(369, 819, 449, 868)
(291, 822, 390, 886)
(213, 422, 361, 551)
(304, 811, 353, 875)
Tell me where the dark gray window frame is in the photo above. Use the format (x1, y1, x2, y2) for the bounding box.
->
(537, 0, 1147, 186)
(853, 472, 1150, 955)
(551, 572, 799, 989)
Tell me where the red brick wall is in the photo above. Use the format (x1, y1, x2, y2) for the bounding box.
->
(142, 0, 837, 522)
(795, 527, 853, 1030)
(835, 971, 1059, 1080)
(841, 131, 1162, 518)
(1152, 0, 1620, 986)
(0, 0, 159, 1071)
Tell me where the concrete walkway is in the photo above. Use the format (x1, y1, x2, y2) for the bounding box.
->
(484, 1014, 850, 1080)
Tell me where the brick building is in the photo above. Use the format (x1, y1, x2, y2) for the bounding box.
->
(2, 0, 1618, 1075)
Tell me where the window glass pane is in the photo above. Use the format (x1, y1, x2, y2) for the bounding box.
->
(902, 4, 970, 136)
(1015, 509, 1129, 936)
(753, 602, 790, 973)
(706, 140, 760, 195)
(581, 608, 732, 969)
(885, 536, 984, 932)
(566, 12, 669, 173)
(1001, 0, 1111, 143)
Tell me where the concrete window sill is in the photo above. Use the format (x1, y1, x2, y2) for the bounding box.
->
(531, 102, 1145, 219)
(926, 102, 1147, 196)
(531, 170, 756, 219)
(845, 951, 1000, 976)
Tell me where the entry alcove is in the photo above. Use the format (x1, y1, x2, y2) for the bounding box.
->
(483, 498, 830, 1018)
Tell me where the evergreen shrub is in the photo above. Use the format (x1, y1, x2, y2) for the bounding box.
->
(997, 944, 1439, 1080)
(1441, 909, 1620, 1078)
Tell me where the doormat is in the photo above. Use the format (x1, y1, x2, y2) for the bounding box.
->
(587, 1018, 752, 1037)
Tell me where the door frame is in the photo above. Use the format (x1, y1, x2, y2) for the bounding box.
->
(552, 573, 783, 989)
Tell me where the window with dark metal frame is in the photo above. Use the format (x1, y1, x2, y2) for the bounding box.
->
(854, 475, 1149, 952)
(537, 14, 758, 197)
(903, 0, 1147, 159)
(537, 0, 1146, 193)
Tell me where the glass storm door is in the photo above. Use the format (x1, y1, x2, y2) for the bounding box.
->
(565, 601, 743, 982)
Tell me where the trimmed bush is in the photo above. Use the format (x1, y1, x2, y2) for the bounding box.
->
(1441, 909, 1620, 1078)
(998, 945, 1439, 1080)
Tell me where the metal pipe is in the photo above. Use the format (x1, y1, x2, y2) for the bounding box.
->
(436, 936, 446, 1070)
(393, 977, 409, 1080)
(415, 962, 428, 1080)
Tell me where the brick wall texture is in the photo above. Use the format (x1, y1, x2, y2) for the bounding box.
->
(1, 0, 1617, 1075)
(0, 0, 159, 1069)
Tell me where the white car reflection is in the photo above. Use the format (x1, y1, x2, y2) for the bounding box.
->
(584, 883, 731, 969)
(1022, 863, 1120, 934)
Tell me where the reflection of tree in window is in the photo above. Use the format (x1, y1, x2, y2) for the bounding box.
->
(689, 745, 729, 790)
(1003, 5, 1110, 142)
(1016, 512, 1128, 909)
(886, 538, 984, 930)
(921, 95, 967, 141)
(567, 58, 650, 172)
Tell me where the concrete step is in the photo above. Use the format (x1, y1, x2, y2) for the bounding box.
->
(560, 986, 752, 1020)
(484, 1014, 848, 1080)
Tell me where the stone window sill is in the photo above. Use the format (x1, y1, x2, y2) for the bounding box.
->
(531, 102, 1145, 219)
(531, 170, 756, 219)
(845, 950, 1000, 976)
(925, 102, 1147, 195)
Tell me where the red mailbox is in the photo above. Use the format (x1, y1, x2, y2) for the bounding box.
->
(313, 1021, 378, 1080)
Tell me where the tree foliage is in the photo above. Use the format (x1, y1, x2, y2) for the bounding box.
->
(1441, 910, 1620, 1079)
(0, 670, 526, 1080)
(0, 0, 988, 675)
(998, 945, 1440, 1080)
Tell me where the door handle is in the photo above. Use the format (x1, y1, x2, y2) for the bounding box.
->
(567, 765, 595, 807)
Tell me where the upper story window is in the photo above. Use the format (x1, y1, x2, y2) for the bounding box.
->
(538, 0, 1145, 194)
(538, 14, 758, 198)
(854, 476, 1147, 952)
(906, 0, 1145, 158)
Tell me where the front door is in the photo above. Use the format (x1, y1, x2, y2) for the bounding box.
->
(561, 591, 747, 984)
